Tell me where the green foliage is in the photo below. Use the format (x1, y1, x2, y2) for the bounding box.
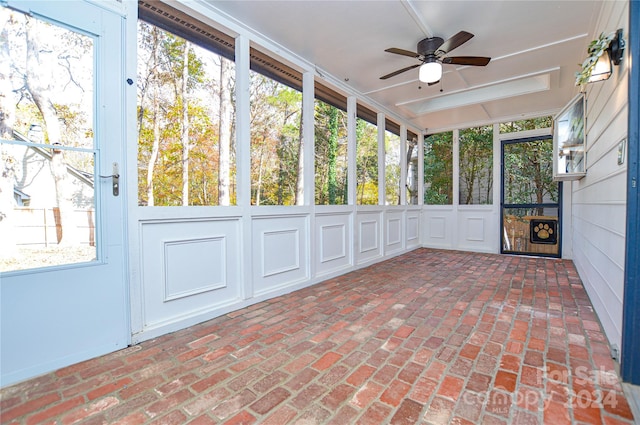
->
(314, 100, 347, 205)
(356, 118, 378, 205)
(423, 132, 453, 205)
(137, 21, 236, 206)
(385, 131, 400, 205)
(499, 116, 552, 133)
(503, 139, 558, 213)
(250, 73, 302, 205)
(459, 126, 492, 204)
(575, 32, 616, 87)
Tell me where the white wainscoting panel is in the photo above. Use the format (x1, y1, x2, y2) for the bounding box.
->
(385, 211, 403, 255)
(315, 212, 352, 277)
(252, 215, 309, 296)
(406, 210, 420, 249)
(140, 218, 241, 332)
(457, 207, 496, 253)
(356, 211, 382, 264)
(164, 237, 226, 301)
(422, 207, 454, 249)
(466, 218, 484, 242)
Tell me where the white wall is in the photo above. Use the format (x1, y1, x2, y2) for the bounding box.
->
(571, 1, 629, 351)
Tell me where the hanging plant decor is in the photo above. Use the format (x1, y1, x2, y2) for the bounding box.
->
(574, 31, 615, 87)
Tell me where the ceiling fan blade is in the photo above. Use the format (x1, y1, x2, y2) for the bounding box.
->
(385, 47, 420, 58)
(436, 31, 474, 55)
(442, 56, 491, 66)
(380, 63, 421, 80)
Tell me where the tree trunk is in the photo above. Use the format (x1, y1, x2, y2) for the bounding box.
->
(0, 18, 18, 257)
(295, 106, 304, 205)
(146, 93, 160, 206)
(181, 44, 190, 206)
(143, 26, 161, 206)
(327, 107, 338, 204)
(25, 17, 78, 245)
(218, 58, 232, 206)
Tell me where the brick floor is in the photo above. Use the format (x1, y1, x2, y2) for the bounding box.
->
(1, 248, 636, 424)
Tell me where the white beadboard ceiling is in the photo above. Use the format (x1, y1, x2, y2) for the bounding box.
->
(203, 0, 604, 133)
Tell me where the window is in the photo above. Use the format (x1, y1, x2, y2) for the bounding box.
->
(0, 6, 97, 270)
(356, 105, 378, 205)
(137, 3, 236, 206)
(459, 125, 493, 204)
(249, 71, 302, 206)
(423, 131, 453, 205)
(500, 116, 552, 133)
(384, 123, 401, 205)
(406, 132, 419, 205)
(314, 95, 348, 205)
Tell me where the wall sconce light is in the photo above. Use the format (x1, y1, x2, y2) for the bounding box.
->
(587, 28, 625, 83)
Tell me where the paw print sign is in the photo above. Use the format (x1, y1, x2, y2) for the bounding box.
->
(530, 219, 558, 244)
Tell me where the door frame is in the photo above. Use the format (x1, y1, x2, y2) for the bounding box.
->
(500, 135, 562, 258)
(621, 0, 640, 385)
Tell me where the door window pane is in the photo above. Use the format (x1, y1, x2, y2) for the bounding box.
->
(1, 7, 96, 272)
(503, 139, 558, 205)
(503, 207, 559, 256)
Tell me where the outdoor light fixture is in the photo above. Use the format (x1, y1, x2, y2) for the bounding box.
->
(588, 28, 625, 83)
(419, 60, 442, 84)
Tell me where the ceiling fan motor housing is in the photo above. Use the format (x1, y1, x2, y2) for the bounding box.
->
(417, 37, 444, 56)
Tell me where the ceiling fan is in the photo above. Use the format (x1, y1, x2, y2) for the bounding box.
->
(380, 31, 491, 84)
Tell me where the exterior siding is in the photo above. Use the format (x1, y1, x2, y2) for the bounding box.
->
(571, 1, 629, 350)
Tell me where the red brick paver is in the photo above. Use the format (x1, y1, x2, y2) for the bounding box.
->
(1, 249, 635, 424)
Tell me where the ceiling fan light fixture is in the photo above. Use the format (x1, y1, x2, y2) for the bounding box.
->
(419, 61, 442, 83)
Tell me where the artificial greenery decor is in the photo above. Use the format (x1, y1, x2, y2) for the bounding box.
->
(575, 31, 616, 87)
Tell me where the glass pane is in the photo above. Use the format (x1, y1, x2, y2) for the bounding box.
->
(1, 7, 96, 272)
(499, 116, 552, 133)
(503, 207, 559, 256)
(314, 100, 347, 205)
(356, 117, 378, 205)
(137, 20, 237, 206)
(423, 132, 453, 205)
(384, 130, 400, 205)
(459, 126, 493, 204)
(406, 136, 419, 205)
(503, 139, 557, 205)
(250, 71, 302, 206)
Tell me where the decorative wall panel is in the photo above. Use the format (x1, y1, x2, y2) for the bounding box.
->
(252, 215, 309, 296)
(164, 237, 226, 301)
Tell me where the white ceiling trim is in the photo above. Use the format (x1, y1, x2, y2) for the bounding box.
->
(401, 0, 433, 38)
(400, 71, 555, 115)
(490, 33, 589, 63)
(396, 67, 560, 107)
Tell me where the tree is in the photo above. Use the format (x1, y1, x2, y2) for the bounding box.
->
(0, 13, 17, 256)
(504, 138, 557, 215)
(459, 126, 493, 204)
(314, 101, 347, 205)
(218, 57, 232, 206)
(424, 132, 453, 204)
(181, 43, 190, 206)
(356, 118, 378, 205)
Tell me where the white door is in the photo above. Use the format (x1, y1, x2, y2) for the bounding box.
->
(0, 1, 128, 386)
